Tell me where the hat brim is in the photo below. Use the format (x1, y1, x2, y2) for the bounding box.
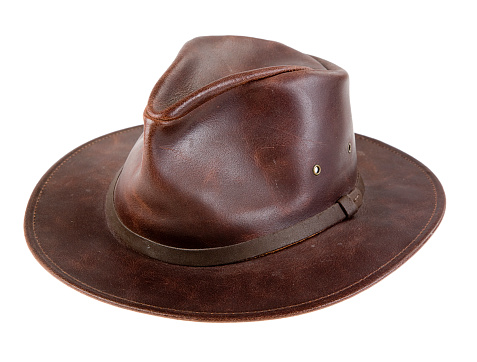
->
(24, 125, 445, 322)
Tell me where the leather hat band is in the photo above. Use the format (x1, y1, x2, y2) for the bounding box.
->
(106, 171, 364, 267)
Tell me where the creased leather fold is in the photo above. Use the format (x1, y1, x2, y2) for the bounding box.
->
(145, 66, 312, 121)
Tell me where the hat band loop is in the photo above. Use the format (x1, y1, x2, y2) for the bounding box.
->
(105, 171, 364, 267)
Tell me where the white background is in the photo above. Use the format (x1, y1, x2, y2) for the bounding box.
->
(1, 1, 475, 361)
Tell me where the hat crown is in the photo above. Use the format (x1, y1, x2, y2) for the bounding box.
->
(113, 36, 357, 250)
(145, 36, 329, 121)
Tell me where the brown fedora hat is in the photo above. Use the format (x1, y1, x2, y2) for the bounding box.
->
(24, 36, 445, 322)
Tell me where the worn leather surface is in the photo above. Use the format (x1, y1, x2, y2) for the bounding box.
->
(25, 127, 445, 321)
(24, 36, 446, 321)
(114, 36, 357, 250)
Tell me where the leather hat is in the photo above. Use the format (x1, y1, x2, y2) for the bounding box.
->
(24, 36, 445, 321)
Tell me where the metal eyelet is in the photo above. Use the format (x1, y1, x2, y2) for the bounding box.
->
(313, 165, 321, 175)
